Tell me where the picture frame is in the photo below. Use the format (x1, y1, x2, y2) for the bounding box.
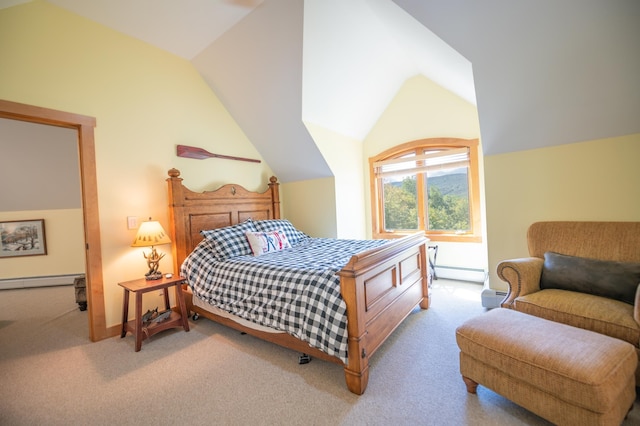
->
(0, 219, 47, 258)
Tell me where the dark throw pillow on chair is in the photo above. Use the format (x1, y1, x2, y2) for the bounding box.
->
(540, 252, 640, 305)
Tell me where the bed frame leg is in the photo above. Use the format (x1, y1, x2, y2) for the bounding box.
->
(419, 296, 430, 309)
(344, 366, 369, 395)
(298, 353, 311, 364)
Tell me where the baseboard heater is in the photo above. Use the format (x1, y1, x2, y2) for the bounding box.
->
(0, 274, 84, 290)
(433, 265, 486, 283)
(481, 288, 508, 309)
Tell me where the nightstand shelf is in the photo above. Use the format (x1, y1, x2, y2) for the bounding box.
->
(119, 275, 190, 351)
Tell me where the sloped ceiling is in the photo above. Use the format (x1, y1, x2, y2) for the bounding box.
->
(191, 0, 333, 182)
(3, 0, 639, 182)
(393, 0, 640, 157)
(302, 0, 476, 140)
(191, 0, 475, 182)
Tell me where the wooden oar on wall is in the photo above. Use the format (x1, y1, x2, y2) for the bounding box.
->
(176, 144, 261, 163)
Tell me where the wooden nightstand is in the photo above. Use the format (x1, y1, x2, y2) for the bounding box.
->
(119, 275, 190, 351)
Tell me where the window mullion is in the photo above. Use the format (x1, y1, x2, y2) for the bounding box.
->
(376, 177, 385, 234)
(416, 172, 426, 230)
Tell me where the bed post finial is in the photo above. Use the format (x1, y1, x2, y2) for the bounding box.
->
(168, 168, 181, 178)
(268, 176, 280, 219)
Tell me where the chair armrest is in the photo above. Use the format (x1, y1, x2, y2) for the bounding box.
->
(497, 257, 544, 308)
(634, 284, 640, 325)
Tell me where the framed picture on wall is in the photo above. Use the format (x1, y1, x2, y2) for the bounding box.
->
(0, 219, 47, 258)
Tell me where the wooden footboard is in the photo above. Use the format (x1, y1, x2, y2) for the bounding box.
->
(167, 169, 430, 395)
(339, 232, 429, 394)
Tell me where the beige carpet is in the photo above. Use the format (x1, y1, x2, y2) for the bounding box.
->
(0, 280, 638, 425)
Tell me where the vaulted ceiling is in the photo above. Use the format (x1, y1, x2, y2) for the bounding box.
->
(3, 0, 639, 183)
(396, 0, 640, 157)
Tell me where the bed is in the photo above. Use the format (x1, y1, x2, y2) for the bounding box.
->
(166, 168, 430, 395)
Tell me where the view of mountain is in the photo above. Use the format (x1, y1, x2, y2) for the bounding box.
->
(389, 173, 468, 199)
(428, 172, 468, 198)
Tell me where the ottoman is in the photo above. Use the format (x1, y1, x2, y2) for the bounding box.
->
(456, 308, 637, 426)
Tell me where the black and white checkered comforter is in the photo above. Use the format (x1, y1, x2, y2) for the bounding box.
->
(180, 238, 388, 363)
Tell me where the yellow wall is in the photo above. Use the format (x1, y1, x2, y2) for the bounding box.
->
(296, 75, 485, 249)
(281, 177, 337, 238)
(0, 209, 85, 277)
(1, 117, 85, 281)
(484, 133, 640, 290)
(363, 75, 486, 272)
(0, 2, 274, 327)
(302, 122, 365, 238)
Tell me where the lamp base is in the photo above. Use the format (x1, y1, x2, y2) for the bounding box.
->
(145, 272, 163, 281)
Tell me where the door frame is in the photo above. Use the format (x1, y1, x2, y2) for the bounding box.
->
(0, 99, 107, 341)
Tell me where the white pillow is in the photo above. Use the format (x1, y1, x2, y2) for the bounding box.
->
(254, 219, 309, 246)
(245, 229, 291, 256)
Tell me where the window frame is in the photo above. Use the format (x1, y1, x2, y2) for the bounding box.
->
(369, 138, 482, 243)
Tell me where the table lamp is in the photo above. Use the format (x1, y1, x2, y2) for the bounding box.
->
(131, 218, 171, 280)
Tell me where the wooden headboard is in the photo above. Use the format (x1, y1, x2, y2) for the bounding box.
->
(166, 168, 280, 273)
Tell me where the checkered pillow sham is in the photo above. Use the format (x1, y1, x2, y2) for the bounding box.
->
(200, 220, 258, 261)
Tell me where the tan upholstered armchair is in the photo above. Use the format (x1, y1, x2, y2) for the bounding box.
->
(497, 221, 640, 382)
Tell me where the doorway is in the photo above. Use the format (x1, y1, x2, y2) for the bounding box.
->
(0, 99, 107, 341)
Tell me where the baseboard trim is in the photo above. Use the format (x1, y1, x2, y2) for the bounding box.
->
(0, 274, 84, 290)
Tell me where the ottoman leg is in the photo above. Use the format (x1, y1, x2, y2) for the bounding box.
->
(462, 376, 478, 394)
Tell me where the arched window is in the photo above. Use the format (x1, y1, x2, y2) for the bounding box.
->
(369, 138, 482, 242)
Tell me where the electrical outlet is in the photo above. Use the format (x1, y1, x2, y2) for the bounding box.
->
(127, 216, 137, 229)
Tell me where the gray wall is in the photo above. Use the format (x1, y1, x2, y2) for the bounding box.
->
(1, 118, 80, 211)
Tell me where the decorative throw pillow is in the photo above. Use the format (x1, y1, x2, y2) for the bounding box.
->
(200, 220, 258, 260)
(245, 229, 291, 256)
(540, 251, 640, 305)
(254, 219, 309, 246)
